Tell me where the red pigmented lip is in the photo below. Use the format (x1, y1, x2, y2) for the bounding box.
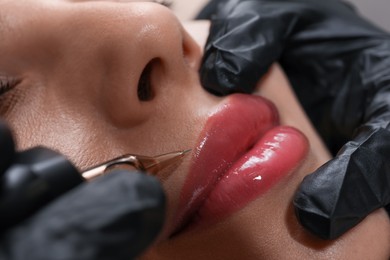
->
(172, 94, 309, 236)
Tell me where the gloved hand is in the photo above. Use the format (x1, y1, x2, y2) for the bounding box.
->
(198, 0, 390, 239)
(0, 121, 165, 260)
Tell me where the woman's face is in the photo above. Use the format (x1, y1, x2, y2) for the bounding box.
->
(1, 1, 389, 259)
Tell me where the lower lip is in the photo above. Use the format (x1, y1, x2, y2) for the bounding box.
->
(173, 94, 309, 234)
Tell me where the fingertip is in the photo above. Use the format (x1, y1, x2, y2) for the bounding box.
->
(200, 51, 257, 96)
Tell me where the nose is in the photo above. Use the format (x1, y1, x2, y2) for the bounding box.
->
(130, 3, 202, 100)
(137, 3, 202, 71)
(88, 2, 203, 126)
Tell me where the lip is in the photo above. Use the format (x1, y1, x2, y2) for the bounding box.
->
(172, 94, 309, 235)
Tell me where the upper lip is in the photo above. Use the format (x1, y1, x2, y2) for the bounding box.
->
(171, 94, 280, 235)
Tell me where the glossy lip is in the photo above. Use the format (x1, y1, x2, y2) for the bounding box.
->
(171, 94, 308, 236)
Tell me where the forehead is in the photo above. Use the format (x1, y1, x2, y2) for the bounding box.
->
(0, 1, 41, 34)
(0, 2, 15, 32)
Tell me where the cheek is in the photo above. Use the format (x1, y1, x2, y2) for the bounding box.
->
(11, 110, 105, 168)
(6, 74, 213, 173)
(3, 85, 115, 169)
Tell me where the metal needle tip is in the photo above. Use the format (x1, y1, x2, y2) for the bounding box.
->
(82, 149, 191, 180)
(138, 149, 192, 175)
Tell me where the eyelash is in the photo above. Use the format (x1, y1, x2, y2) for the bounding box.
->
(0, 77, 19, 96)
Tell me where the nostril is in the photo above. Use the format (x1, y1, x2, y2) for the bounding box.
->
(138, 59, 159, 102)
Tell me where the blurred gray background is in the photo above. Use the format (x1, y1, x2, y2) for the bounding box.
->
(349, 0, 390, 31)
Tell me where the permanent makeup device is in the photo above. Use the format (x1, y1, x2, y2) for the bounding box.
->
(82, 149, 191, 180)
(0, 146, 190, 231)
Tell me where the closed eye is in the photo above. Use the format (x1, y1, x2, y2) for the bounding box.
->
(0, 76, 20, 96)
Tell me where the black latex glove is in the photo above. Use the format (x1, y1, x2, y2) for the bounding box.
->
(0, 122, 165, 260)
(199, 0, 390, 239)
(0, 121, 14, 174)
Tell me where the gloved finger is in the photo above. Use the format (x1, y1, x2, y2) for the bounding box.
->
(200, 0, 287, 95)
(1, 170, 165, 260)
(0, 120, 15, 175)
(277, 1, 389, 153)
(294, 127, 390, 240)
(199, 0, 384, 96)
(0, 147, 84, 231)
(291, 13, 390, 239)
